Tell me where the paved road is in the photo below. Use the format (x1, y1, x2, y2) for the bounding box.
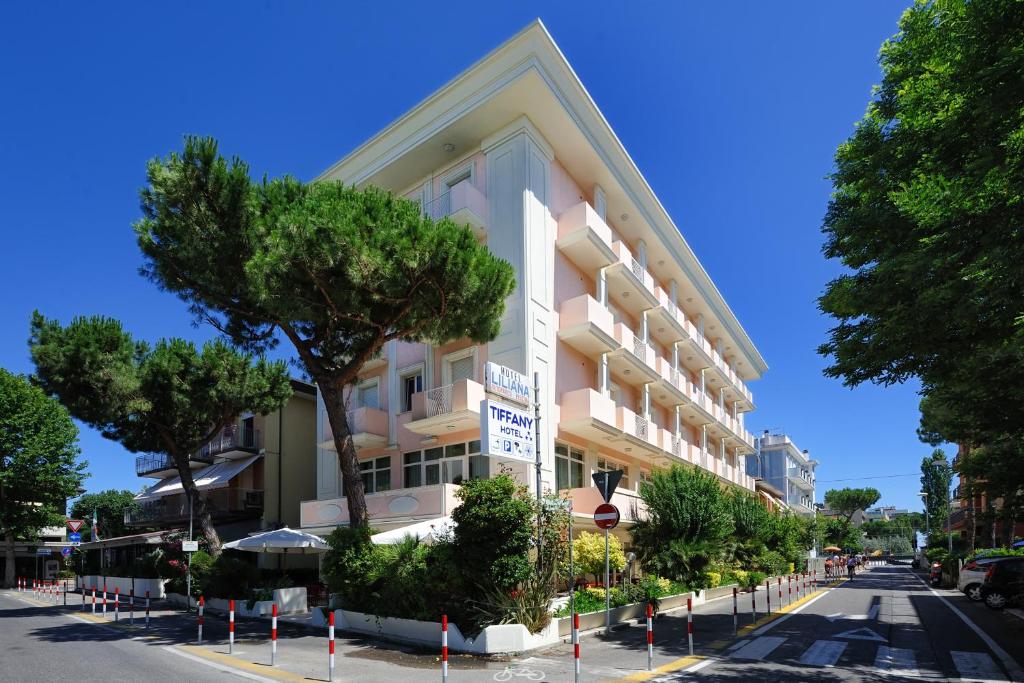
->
(665, 566, 1024, 682)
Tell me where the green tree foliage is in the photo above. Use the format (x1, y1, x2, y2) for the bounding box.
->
(133, 137, 516, 528)
(956, 444, 1022, 547)
(0, 369, 86, 586)
(69, 489, 139, 541)
(823, 488, 880, 523)
(29, 314, 291, 555)
(818, 0, 1024, 501)
(571, 531, 626, 584)
(631, 466, 734, 584)
(919, 450, 952, 531)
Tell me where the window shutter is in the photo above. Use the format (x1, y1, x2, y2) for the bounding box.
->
(449, 356, 474, 383)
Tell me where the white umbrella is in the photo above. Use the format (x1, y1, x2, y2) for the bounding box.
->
(223, 526, 329, 554)
(370, 517, 454, 545)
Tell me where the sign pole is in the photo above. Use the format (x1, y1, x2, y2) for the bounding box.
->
(534, 371, 543, 569)
(604, 474, 610, 636)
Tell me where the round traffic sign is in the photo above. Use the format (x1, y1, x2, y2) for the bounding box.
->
(594, 503, 620, 530)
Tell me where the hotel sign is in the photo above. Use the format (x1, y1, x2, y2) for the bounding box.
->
(484, 362, 531, 406)
(480, 399, 535, 463)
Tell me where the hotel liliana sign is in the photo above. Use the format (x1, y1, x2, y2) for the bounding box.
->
(484, 361, 531, 406)
(480, 399, 536, 463)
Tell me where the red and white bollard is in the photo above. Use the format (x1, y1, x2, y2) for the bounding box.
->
(765, 579, 772, 615)
(115, 587, 120, 621)
(777, 577, 782, 608)
(787, 575, 792, 605)
(81, 581, 85, 610)
(145, 591, 150, 629)
(229, 599, 235, 654)
(751, 584, 757, 623)
(198, 596, 204, 645)
(441, 613, 448, 682)
(129, 589, 134, 626)
(732, 587, 738, 635)
(271, 603, 278, 666)
(328, 610, 335, 682)
(686, 597, 694, 656)
(91, 585, 96, 614)
(646, 603, 654, 671)
(102, 582, 107, 618)
(572, 612, 580, 683)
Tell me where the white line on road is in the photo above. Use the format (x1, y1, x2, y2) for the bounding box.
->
(726, 639, 750, 652)
(951, 651, 1007, 682)
(875, 646, 919, 678)
(751, 583, 836, 636)
(162, 646, 280, 682)
(904, 568, 1024, 682)
(729, 636, 787, 661)
(798, 640, 847, 667)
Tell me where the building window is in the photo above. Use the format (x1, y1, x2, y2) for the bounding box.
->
(402, 440, 486, 488)
(403, 451, 422, 488)
(400, 369, 423, 413)
(440, 162, 474, 193)
(359, 456, 391, 494)
(357, 379, 380, 410)
(596, 456, 629, 490)
(442, 348, 476, 386)
(555, 443, 584, 491)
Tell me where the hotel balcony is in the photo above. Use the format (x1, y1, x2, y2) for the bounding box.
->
(125, 488, 264, 526)
(556, 201, 616, 273)
(788, 468, 815, 491)
(605, 241, 659, 318)
(196, 423, 261, 460)
(558, 294, 617, 357)
(558, 388, 673, 468)
(300, 483, 461, 530)
(318, 406, 389, 451)
(405, 379, 486, 436)
(135, 452, 214, 479)
(424, 179, 487, 240)
(609, 323, 660, 387)
(647, 287, 691, 350)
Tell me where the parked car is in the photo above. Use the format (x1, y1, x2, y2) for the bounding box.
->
(980, 558, 1024, 610)
(928, 561, 943, 587)
(959, 556, 1014, 601)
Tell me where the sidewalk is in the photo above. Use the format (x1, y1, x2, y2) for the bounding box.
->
(5, 576, 840, 682)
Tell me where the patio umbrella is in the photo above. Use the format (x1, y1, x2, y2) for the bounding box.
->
(370, 517, 454, 545)
(222, 527, 329, 572)
(823, 546, 842, 553)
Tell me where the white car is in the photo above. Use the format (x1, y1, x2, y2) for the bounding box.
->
(959, 557, 1012, 601)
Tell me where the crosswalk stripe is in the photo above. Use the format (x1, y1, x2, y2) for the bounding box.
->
(729, 636, 787, 661)
(726, 639, 750, 652)
(875, 646, 919, 677)
(798, 640, 847, 667)
(951, 651, 1006, 681)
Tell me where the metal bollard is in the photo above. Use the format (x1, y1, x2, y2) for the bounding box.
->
(788, 575, 792, 605)
(441, 613, 448, 682)
(229, 600, 235, 654)
(328, 610, 335, 682)
(732, 587, 738, 635)
(129, 589, 134, 625)
(751, 584, 757, 623)
(115, 587, 120, 621)
(646, 603, 654, 671)
(91, 586, 96, 614)
(765, 579, 772, 615)
(686, 597, 694, 656)
(145, 591, 150, 629)
(777, 578, 782, 607)
(572, 612, 580, 683)
(198, 596, 204, 645)
(102, 582, 107, 618)
(271, 603, 278, 665)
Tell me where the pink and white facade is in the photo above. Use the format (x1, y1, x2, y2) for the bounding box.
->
(300, 21, 767, 536)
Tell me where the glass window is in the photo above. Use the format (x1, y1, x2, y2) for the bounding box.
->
(555, 443, 584, 491)
(357, 381, 379, 410)
(359, 456, 391, 494)
(403, 451, 422, 488)
(425, 447, 442, 486)
(596, 456, 629, 489)
(401, 372, 422, 413)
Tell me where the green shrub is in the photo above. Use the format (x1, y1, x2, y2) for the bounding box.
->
(745, 571, 768, 589)
(754, 550, 788, 576)
(965, 547, 1024, 562)
(705, 571, 722, 588)
(452, 474, 534, 591)
(202, 554, 260, 599)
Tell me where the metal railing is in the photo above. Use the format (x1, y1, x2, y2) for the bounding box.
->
(125, 488, 264, 526)
(671, 436, 683, 459)
(635, 413, 649, 441)
(632, 336, 654, 366)
(424, 384, 453, 417)
(135, 452, 213, 477)
(197, 424, 260, 459)
(423, 190, 454, 221)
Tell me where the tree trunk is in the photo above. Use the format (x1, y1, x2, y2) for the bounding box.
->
(173, 454, 222, 557)
(321, 383, 368, 529)
(4, 532, 15, 588)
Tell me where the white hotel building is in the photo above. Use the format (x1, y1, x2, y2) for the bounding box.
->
(300, 21, 767, 537)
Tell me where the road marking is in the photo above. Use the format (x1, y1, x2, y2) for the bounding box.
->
(798, 640, 847, 667)
(951, 651, 1007, 682)
(905, 568, 1024, 682)
(834, 626, 887, 642)
(749, 580, 841, 635)
(826, 604, 880, 622)
(729, 636, 787, 661)
(875, 646, 919, 678)
(726, 639, 750, 652)
(163, 646, 281, 682)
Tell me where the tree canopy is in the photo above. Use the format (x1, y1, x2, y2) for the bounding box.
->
(29, 313, 291, 555)
(823, 488, 880, 523)
(919, 449, 952, 529)
(133, 136, 516, 528)
(0, 368, 86, 586)
(817, 0, 1024, 505)
(69, 489, 140, 541)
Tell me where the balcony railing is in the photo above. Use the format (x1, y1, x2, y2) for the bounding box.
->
(197, 425, 261, 459)
(635, 413, 649, 441)
(422, 180, 486, 238)
(135, 452, 213, 477)
(424, 385, 453, 418)
(125, 488, 264, 526)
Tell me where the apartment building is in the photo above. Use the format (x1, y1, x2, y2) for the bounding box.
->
(300, 21, 767, 539)
(746, 432, 817, 517)
(123, 379, 317, 567)
(949, 445, 1024, 548)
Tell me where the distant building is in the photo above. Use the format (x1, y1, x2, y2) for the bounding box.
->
(949, 444, 1024, 548)
(864, 506, 910, 522)
(745, 432, 817, 516)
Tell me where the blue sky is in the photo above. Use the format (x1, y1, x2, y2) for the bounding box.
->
(0, 2, 933, 509)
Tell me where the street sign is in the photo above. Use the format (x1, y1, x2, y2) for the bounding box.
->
(67, 519, 84, 533)
(68, 532, 81, 545)
(36, 548, 52, 556)
(182, 540, 199, 552)
(484, 362, 531, 406)
(594, 503, 620, 530)
(592, 470, 624, 503)
(61, 547, 72, 557)
(480, 399, 535, 462)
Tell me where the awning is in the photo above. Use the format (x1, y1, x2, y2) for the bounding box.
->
(80, 530, 179, 550)
(135, 455, 261, 501)
(370, 517, 454, 545)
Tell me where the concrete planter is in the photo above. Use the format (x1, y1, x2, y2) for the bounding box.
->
(77, 575, 168, 599)
(309, 609, 559, 655)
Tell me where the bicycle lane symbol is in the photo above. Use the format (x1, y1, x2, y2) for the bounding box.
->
(493, 665, 546, 681)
